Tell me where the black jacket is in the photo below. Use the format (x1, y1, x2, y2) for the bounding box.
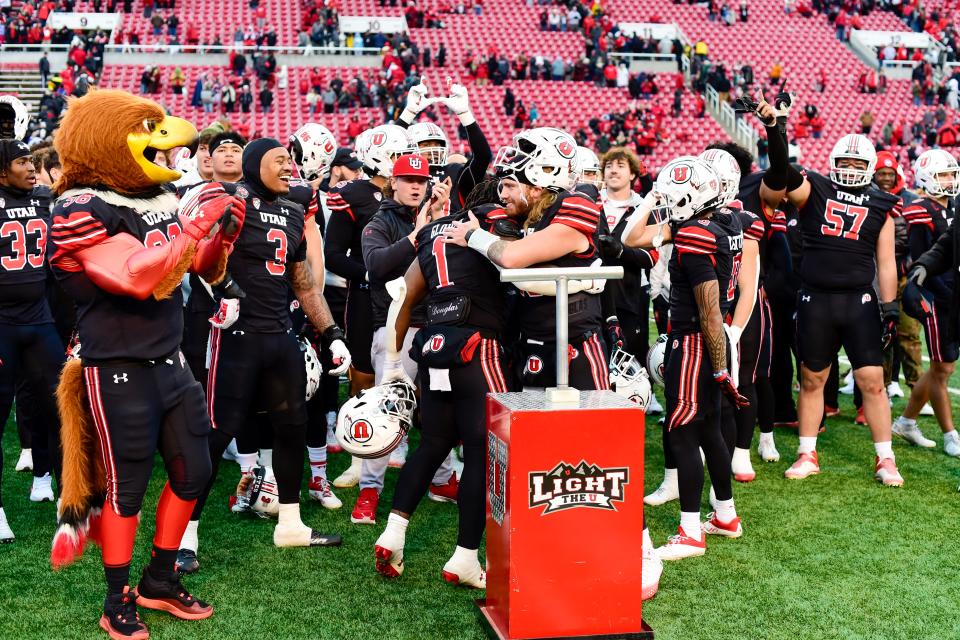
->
(914, 220, 960, 345)
(361, 198, 427, 329)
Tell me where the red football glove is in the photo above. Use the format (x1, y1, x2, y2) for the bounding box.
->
(183, 194, 234, 241)
(714, 369, 749, 408)
(220, 197, 246, 246)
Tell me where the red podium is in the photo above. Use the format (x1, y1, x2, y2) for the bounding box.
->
(477, 390, 653, 640)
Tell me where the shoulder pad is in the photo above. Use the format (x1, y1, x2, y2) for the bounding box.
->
(674, 220, 718, 255)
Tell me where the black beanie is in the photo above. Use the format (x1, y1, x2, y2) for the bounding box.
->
(0, 138, 31, 171)
(242, 137, 284, 199)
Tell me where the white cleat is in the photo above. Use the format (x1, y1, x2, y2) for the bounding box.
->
(702, 512, 743, 538)
(784, 451, 820, 480)
(656, 527, 706, 561)
(442, 552, 486, 589)
(374, 528, 406, 578)
(646, 394, 664, 416)
(886, 382, 904, 398)
(731, 447, 756, 482)
(30, 474, 55, 502)
(308, 477, 343, 510)
(839, 371, 854, 395)
(944, 435, 960, 458)
(644, 471, 679, 506)
(14, 449, 32, 472)
(919, 403, 935, 416)
(333, 456, 362, 488)
(231, 472, 253, 513)
(222, 439, 239, 462)
(892, 417, 936, 448)
(388, 436, 408, 469)
(0, 508, 13, 543)
(874, 457, 904, 487)
(642, 546, 663, 601)
(758, 434, 780, 462)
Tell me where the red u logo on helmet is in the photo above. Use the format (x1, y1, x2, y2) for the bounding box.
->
(673, 165, 691, 183)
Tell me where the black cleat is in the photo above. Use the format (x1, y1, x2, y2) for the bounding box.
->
(175, 548, 199, 575)
(311, 530, 343, 547)
(99, 586, 149, 640)
(134, 567, 213, 620)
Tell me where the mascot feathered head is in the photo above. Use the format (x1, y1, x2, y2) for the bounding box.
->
(53, 89, 198, 196)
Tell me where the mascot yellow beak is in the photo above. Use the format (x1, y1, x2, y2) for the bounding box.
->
(126, 115, 198, 184)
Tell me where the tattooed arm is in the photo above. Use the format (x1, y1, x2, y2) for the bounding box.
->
(693, 279, 728, 373)
(289, 258, 336, 331)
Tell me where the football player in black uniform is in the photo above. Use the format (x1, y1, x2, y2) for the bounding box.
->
(353, 154, 457, 525)
(0, 139, 63, 540)
(373, 202, 513, 589)
(399, 80, 493, 212)
(630, 157, 747, 560)
(326, 124, 415, 486)
(444, 128, 610, 391)
(757, 99, 904, 486)
(186, 139, 348, 566)
(893, 149, 960, 457)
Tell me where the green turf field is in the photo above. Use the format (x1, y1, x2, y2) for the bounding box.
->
(1, 381, 959, 640)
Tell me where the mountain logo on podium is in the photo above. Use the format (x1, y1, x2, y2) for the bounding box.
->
(528, 460, 629, 515)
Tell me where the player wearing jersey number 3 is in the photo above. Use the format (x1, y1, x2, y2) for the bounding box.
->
(756, 94, 904, 487)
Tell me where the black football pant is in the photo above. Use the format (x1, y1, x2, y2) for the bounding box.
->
(181, 309, 210, 390)
(0, 322, 64, 507)
(618, 306, 649, 363)
(319, 285, 347, 418)
(768, 296, 798, 422)
(392, 338, 508, 549)
(82, 352, 211, 516)
(194, 329, 308, 518)
(517, 332, 610, 391)
(345, 284, 374, 375)
(663, 332, 733, 512)
(734, 289, 775, 449)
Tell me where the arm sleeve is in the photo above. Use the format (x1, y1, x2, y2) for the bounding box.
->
(460, 121, 492, 195)
(762, 126, 789, 192)
(323, 207, 367, 281)
(619, 245, 659, 270)
(361, 217, 417, 282)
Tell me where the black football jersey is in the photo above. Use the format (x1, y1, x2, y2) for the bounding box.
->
(904, 196, 955, 297)
(0, 184, 54, 325)
(797, 171, 898, 292)
(49, 190, 185, 359)
(416, 206, 508, 333)
(733, 171, 788, 281)
(668, 214, 740, 333)
(714, 206, 760, 314)
(325, 179, 382, 283)
(516, 191, 603, 341)
(224, 181, 307, 333)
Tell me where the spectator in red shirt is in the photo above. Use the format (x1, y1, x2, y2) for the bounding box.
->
(603, 62, 617, 87)
(347, 114, 364, 138)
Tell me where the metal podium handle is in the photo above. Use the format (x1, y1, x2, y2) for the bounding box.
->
(500, 266, 624, 404)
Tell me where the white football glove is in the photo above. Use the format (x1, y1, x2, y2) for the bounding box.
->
(440, 83, 474, 125)
(210, 298, 240, 329)
(382, 356, 414, 387)
(401, 81, 434, 121)
(327, 338, 352, 376)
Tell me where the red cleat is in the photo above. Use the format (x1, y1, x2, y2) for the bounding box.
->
(854, 408, 867, 425)
(351, 488, 380, 524)
(428, 474, 459, 504)
(825, 406, 840, 418)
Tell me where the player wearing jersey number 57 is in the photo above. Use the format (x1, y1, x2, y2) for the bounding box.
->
(756, 93, 904, 487)
(189, 138, 349, 557)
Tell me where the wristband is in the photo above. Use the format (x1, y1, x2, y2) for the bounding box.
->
(466, 227, 499, 257)
(321, 325, 345, 343)
(713, 369, 730, 380)
(458, 111, 476, 127)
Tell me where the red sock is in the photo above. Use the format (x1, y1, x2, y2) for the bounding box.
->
(101, 505, 138, 568)
(153, 482, 197, 550)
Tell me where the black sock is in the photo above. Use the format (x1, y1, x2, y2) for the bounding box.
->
(105, 564, 130, 595)
(148, 546, 178, 579)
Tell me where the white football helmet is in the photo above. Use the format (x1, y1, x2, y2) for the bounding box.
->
(356, 124, 415, 178)
(248, 465, 280, 518)
(829, 134, 877, 188)
(494, 127, 578, 191)
(652, 156, 722, 223)
(698, 148, 741, 205)
(914, 149, 960, 197)
(646, 334, 668, 387)
(289, 123, 337, 181)
(0, 95, 29, 141)
(335, 380, 417, 458)
(300, 337, 321, 401)
(575, 146, 603, 188)
(609, 348, 652, 410)
(408, 121, 449, 168)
